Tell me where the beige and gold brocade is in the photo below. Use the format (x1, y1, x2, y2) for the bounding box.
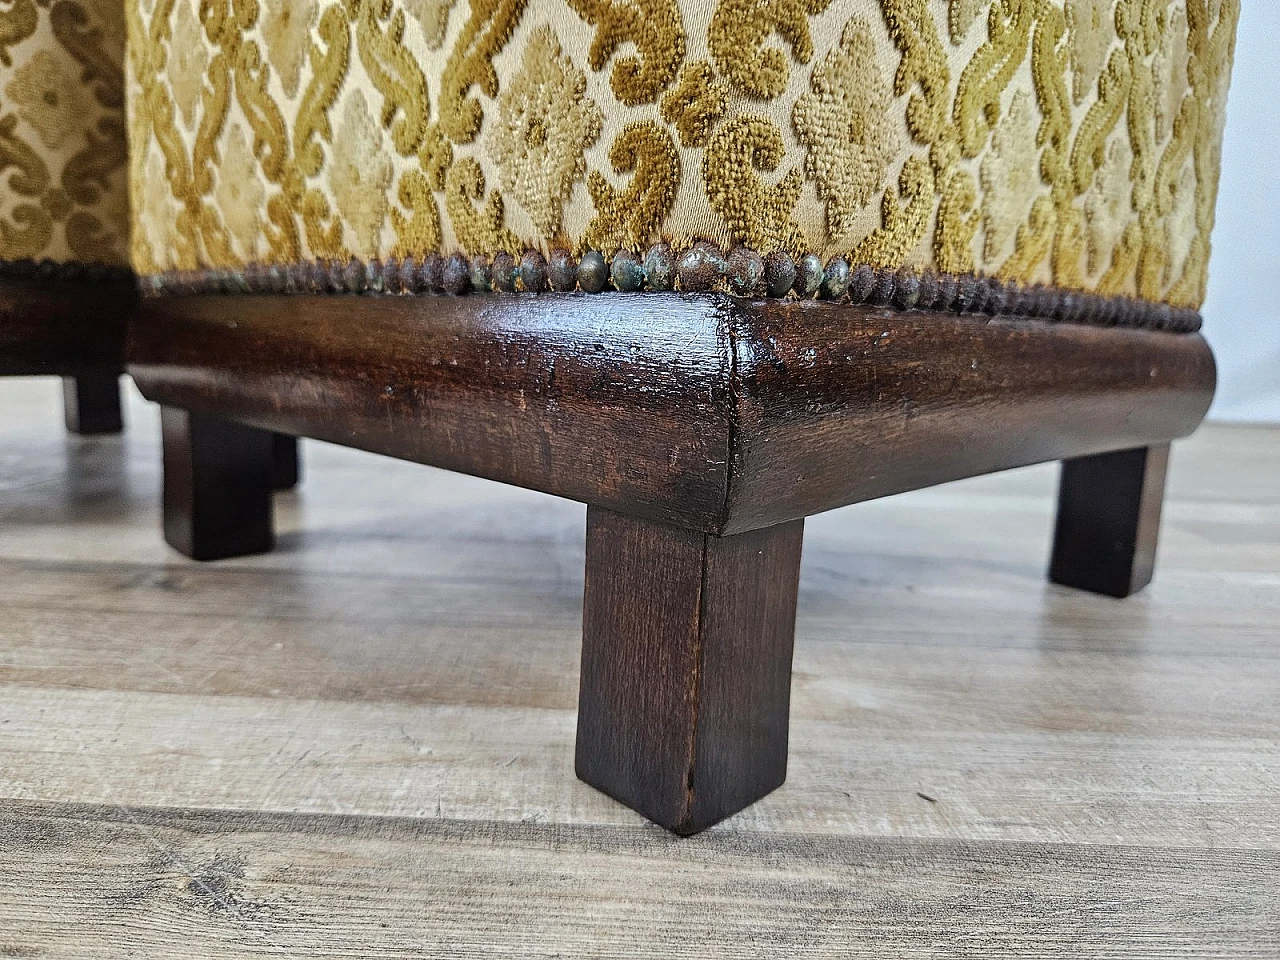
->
(125, 0, 1239, 309)
(0, 0, 129, 265)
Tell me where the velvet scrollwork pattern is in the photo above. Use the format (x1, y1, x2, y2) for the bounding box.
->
(0, 0, 129, 266)
(126, 0, 1238, 309)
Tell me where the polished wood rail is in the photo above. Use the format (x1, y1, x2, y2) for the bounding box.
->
(129, 293, 1214, 535)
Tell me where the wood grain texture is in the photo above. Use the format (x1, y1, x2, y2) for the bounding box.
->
(723, 301, 1213, 533)
(1, 381, 1278, 955)
(1050, 445, 1170, 597)
(2, 798, 1276, 959)
(578, 509, 804, 833)
(0, 276, 132, 377)
(128, 293, 1214, 536)
(130, 293, 736, 532)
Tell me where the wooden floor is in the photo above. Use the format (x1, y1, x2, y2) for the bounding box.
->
(1, 377, 1277, 957)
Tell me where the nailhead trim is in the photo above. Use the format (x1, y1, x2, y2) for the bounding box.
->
(0, 258, 133, 284)
(138, 244, 1203, 334)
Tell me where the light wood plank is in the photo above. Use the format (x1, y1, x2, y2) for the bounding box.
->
(2, 799, 1277, 960)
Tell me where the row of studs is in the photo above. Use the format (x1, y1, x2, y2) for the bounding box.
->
(139, 243, 1203, 333)
(0, 258, 134, 284)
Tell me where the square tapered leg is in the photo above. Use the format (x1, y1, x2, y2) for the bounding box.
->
(1050, 445, 1170, 598)
(62, 374, 123, 435)
(162, 407, 276, 561)
(576, 507, 804, 835)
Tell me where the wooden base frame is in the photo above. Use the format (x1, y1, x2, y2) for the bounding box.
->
(129, 292, 1216, 834)
(0, 275, 135, 435)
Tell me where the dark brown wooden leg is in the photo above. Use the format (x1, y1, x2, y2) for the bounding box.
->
(62, 374, 123, 435)
(270, 433, 301, 491)
(1049, 444, 1170, 599)
(162, 407, 276, 562)
(576, 508, 804, 835)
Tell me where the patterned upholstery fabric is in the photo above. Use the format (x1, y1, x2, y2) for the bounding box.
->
(126, 0, 1238, 312)
(0, 0, 129, 268)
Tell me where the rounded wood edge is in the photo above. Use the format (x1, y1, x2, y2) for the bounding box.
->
(719, 299, 1217, 534)
(127, 292, 741, 533)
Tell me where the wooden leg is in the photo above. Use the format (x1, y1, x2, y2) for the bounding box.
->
(62, 374, 123, 435)
(576, 507, 804, 835)
(162, 407, 276, 562)
(1049, 444, 1170, 599)
(271, 433, 301, 491)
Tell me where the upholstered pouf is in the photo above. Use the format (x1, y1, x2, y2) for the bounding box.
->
(0, 0, 134, 432)
(126, 0, 1239, 832)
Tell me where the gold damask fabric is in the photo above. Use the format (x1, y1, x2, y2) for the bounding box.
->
(0, 0, 129, 266)
(126, 0, 1238, 309)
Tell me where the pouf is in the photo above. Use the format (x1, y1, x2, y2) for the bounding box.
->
(125, 0, 1240, 833)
